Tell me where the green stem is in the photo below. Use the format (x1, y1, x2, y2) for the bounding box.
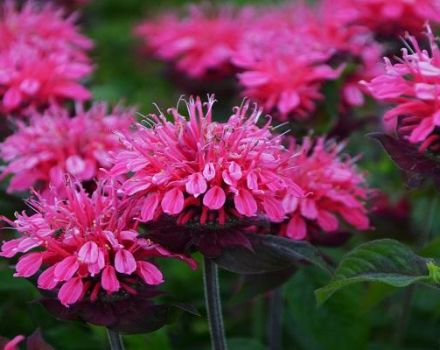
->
(106, 329, 125, 350)
(203, 257, 228, 350)
(393, 196, 437, 345)
(267, 287, 283, 350)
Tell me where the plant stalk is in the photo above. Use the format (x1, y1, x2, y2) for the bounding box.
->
(267, 286, 284, 350)
(106, 329, 125, 350)
(203, 257, 228, 350)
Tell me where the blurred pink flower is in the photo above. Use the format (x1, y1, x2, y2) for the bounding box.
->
(363, 26, 440, 151)
(333, 0, 440, 35)
(0, 180, 195, 306)
(232, 4, 342, 120)
(110, 95, 303, 227)
(280, 137, 370, 240)
(134, 5, 248, 78)
(0, 102, 135, 192)
(232, 2, 377, 119)
(0, 1, 93, 58)
(0, 44, 92, 114)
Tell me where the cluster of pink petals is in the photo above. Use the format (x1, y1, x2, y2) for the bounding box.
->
(1, 335, 24, 350)
(363, 26, 440, 151)
(280, 137, 369, 240)
(110, 95, 303, 226)
(0, 102, 135, 192)
(333, 0, 440, 35)
(135, 2, 384, 120)
(0, 1, 93, 114)
(0, 180, 195, 307)
(0, 44, 92, 113)
(0, 1, 93, 56)
(134, 5, 248, 78)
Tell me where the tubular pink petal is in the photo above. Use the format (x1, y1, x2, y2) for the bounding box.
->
(234, 189, 257, 217)
(203, 186, 226, 210)
(161, 188, 185, 215)
(58, 277, 84, 306)
(101, 266, 120, 293)
(115, 249, 137, 275)
(137, 261, 164, 285)
(14, 252, 42, 277)
(54, 256, 79, 281)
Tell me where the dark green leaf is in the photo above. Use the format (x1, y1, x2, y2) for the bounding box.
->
(315, 239, 431, 305)
(214, 234, 332, 275)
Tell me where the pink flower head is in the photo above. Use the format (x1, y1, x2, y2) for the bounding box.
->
(0, 1, 93, 59)
(134, 5, 248, 78)
(235, 52, 341, 121)
(0, 43, 93, 114)
(0, 102, 135, 192)
(363, 26, 440, 151)
(280, 137, 370, 241)
(333, 0, 440, 35)
(110, 95, 303, 230)
(303, 0, 384, 109)
(232, 5, 342, 120)
(0, 179, 195, 307)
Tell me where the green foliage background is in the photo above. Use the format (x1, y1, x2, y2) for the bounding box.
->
(1, 0, 440, 349)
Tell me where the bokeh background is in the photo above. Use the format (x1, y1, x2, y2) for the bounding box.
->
(1, 0, 440, 349)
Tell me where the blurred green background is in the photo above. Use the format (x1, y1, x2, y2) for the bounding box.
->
(1, 0, 440, 349)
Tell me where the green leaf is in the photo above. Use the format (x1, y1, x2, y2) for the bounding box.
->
(315, 239, 431, 305)
(214, 234, 332, 275)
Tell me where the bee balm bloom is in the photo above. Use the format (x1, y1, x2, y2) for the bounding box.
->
(280, 137, 370, 240)
(0, 180, 194, 307)
(134, 5, 247, 78)
(0, 102, 135, 192)
(232, 5, 342, 120)
(110, 96, 303, 255)
(0, 1, 93, 59)
(0, 1, 94, 114)
(363, 27, 440, 151)
(0, 44, 92, 114)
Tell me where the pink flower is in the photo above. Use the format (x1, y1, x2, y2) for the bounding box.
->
(0, 1, 94, 114)
(0, 102, 135, 192)
(280, 137, 370, 240)
(333, 0, 440, 35)
(0, 179, 195, 307)
(0, 43, 93, 114)
(231, 4, 343, 120)
(235, 53, 341, 120)
(363, 26, 440, 151)
(0, 1, 93, 59)
(110, 95, 303, 228)
(134, 5, 248, 78)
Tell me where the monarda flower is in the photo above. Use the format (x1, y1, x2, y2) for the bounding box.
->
(0, 102, 135, 192)
(0, 0, 93, 60)
(232, 5, 342, 120)
(0, 180, 194, 306)
(363, 26, 440, 151)
(280, 137, 370, 241)
(0, 43, 92, 114)
(333, 0, 440, 35)
(134, 5, 247, 79)
(110, 96, 303, 256)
